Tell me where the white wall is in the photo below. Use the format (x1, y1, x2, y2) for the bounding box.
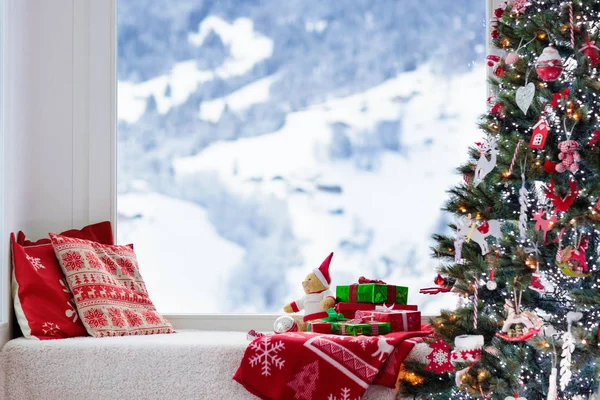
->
(1, 0, 116, 346)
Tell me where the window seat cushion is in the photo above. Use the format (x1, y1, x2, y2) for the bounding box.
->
(0, 330, 399, 400)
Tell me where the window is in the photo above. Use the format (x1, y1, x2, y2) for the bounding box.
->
(117, 1, 487, 315)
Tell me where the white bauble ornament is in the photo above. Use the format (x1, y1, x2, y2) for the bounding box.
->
(273, 315, 298, 333)
(535, 46, 563, 82)
(516, 82, 535, 115)
(486, 280, 497, 290)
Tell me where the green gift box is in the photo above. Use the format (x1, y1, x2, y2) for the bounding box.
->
(307, 321, 391, 336)
(331, 321, 391, 336)
(336, 283, 408, 304)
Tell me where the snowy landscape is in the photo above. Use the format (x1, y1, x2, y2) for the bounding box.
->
(116, 0, 487, 314)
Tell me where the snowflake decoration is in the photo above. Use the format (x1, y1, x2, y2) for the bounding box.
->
(248, 336, 286, 376)
(41, 322, 60, 336)
(328, 387, 359, 400)
(424, 338, 454, 374)
(26, 254, 45, 271)
(351, 335, 375, 351)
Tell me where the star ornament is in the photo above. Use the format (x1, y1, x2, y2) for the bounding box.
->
(424, 338, 454, 374)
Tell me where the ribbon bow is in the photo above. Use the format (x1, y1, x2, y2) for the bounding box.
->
(579, 39, 600, 54)
(347, 310, 375, 324)
(358, 276, 386, 284)
(551, 88, 570, 108)
(375, 304, 396, 313)
(324, 308, 347, 322)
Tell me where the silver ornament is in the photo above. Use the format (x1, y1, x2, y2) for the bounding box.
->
(516, 82, 535, 115)
(273, 315, 298, 333)
(486, 280, 497, 290)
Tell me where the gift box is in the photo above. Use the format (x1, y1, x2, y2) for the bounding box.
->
(358, 310, 421, 332)
(336, 283, 409, 304)
(334, 302, 418, 319)
(332, 321, 391, 336)
(307, 321, 335, 334)
(307, 318, 391, 336)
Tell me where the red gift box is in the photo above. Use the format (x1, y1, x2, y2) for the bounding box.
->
(334, 302, 418, 319)
(358, 310, 421, 332)
(307, 321, 332, 333)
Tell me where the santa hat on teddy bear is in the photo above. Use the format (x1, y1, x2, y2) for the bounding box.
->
(313, 252, 333, 288)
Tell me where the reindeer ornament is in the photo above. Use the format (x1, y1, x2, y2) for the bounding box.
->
(456, 214, 503, 255)
(473, 136, 498, 187)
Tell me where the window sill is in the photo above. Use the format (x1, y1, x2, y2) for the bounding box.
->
(162, 313, 433, 332)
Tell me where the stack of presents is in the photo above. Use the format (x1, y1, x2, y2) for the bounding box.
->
(308, 279, 421, 336)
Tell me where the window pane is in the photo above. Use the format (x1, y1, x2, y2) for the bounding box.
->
(117, 1, 487, 314)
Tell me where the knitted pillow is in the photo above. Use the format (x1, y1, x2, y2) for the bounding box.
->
(50, 233, 175, 337)
(11, 221, 114, 340)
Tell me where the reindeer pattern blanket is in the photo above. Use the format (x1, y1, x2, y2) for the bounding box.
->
(233, 328, 431, 400)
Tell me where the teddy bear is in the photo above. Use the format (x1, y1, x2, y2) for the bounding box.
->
(283, 252, 336, 331)
(555, 139, 581, 173)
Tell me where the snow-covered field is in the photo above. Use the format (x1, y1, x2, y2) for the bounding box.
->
(119, 62, 486, 314)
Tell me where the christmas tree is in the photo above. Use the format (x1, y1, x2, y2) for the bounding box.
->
(400, 1, 600, 399)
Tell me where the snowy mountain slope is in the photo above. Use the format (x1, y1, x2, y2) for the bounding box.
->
(199, 74, 280, 123)
(118, 192, 245, 313)
(118, 15, 274, 124)
(173, 65, 486, 313)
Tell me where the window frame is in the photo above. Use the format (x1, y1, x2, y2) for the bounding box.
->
(0, 0, 6, 324)
(97, 1, 498, 329)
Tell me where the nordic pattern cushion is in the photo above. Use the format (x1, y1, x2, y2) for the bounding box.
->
(50, 233, 175, 337)
(11, 221, 114, 340)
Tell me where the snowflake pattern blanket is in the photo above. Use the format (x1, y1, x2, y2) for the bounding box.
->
(233, 327, 431, 400)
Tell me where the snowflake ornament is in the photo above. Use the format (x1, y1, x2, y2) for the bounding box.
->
(248, 336, 286, 376)
(328, 387, 359, 400)
(424, 338, 454, 374)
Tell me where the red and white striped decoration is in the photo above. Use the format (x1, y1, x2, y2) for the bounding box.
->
(473, 279, 479, 329)
(569, 3, 575, 49)
(508, 139, 524, 176)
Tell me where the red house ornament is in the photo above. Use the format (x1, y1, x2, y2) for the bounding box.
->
(529, 116, 549, 149)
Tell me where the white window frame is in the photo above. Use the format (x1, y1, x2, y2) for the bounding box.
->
(83, 1, 500, 331)
(0, 0, 10, 345)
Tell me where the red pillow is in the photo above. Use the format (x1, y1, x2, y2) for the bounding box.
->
(50, 233, 175, 337)
(11, 221, 114, 340)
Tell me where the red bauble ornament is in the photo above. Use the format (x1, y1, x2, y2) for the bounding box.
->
(434, 274, 446, 286)
(425, 338, 454, 374)
(535, 47, 563, 82)
(544, 160, 556, 174)
(491, 30, 500, 39)
(529, 116, 549, 149)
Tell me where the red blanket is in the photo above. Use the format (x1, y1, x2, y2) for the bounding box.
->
(233, 327, 432, 400)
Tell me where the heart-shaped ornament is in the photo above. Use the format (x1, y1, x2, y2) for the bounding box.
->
(516, 82, 535, 115)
